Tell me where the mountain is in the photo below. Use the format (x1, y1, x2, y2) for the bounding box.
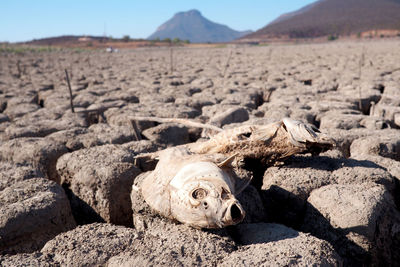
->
(267, 1, 320, 26)
(242, 0, 400, 41)
(148, 9, 252, 43)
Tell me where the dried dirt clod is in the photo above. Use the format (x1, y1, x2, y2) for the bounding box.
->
(81, 123, 137, 147)
(0, 114, 10, 123)
(371, 102, 400, 127)
(359, 116, 391, 130)
(319, 112, 366, 130)
(261, 154, 340, 225)
(3, 116, 86, 140)
(40, 223, 140, 267)
(46, 127, 88, 151)
(232, 223, 299, 245)
(261, 154, 395, 228)
(219, 223, 342, 267)
(303, 182, 400, 266)
(38, 221, 235, 267)
(0, 252, 56, 267)
(0, 178, 76, 254)
(209, 106, 249, 128)
(122, 139, 161, 155)
(351, 154, 400, 182)
(0, 137, 68, 181)
(350, 131, 400, 161)
(56, 144, 141, 226)
(4, 103, 41, 120)
(141, 123, 190, 147)
(106, 219, 235, 267)
(0, 161, 44, 191)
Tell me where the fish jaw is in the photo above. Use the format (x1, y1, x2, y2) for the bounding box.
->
(221, 199, 245, 226)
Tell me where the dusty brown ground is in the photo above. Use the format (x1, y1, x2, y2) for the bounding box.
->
(0, 39, 400, 266)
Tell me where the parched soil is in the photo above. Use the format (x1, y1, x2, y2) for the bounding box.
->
(0, 40, 400, 266)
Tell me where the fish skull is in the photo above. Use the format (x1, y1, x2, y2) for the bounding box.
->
(168, 161, 245, 228)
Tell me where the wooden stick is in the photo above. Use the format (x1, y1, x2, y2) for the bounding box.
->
(130, 120, 142, 141)
(128, 116, 223, 132)
(16, 60, 22, 78)
(222, 49, 233, 77)
(65, 69, 75, 113)
(264, 86, 276, 103)
(170, 47, 173, 73)
(358, 48, 365, 111)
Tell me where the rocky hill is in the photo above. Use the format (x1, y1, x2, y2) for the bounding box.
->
(242, 0, 400, 41)
(148, 9, 252, 43)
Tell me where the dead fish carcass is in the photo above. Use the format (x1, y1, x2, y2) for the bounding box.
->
(135, 118, 334, 229)
(140, 147, 246, 228)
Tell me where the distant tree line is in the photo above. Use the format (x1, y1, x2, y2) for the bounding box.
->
(95, 35, 192, 44)
(151, 37, 190, 44)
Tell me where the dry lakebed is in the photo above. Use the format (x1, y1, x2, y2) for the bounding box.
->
(1, 40, 400, 266)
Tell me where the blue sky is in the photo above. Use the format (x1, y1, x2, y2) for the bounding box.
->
(1, 0, 316, 42)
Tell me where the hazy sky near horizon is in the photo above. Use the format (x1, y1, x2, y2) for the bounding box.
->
(1, 0, 316, 42)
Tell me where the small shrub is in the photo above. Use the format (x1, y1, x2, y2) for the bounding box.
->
(327, 35, 338, 41)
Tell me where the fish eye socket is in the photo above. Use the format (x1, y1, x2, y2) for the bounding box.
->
(239, 132, 252, 139)
(221, 187, 230, 200)
(191, 188, 208, 200)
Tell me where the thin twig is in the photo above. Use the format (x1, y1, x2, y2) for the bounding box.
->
(130, 120, 142, 141)
(222, 49, 233, 77)
(358, 48, 365, 111)
(170, 47, 173, 73)
(16, 60, 22, 79)
(264, 86, 276, 103)
(128, 116, 223, 132)
(65, 69, 74, 113)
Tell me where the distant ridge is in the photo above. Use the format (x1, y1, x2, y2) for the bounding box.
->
(24, 35, 109, 46)
(148, 9, 252, 43)
(21, 35, 176, 49)
(242, 0, 400, 41)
